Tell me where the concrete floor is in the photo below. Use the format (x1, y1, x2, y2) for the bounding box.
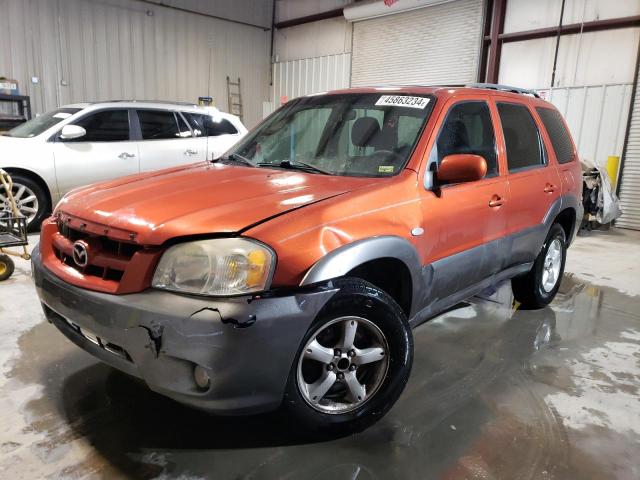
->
(0, 230, 639, 479)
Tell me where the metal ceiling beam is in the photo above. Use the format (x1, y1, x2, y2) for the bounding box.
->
(484, 0, 506, 83)
(137, 0, 271, 31)
(485, 14, 640, 44)
(274, 8, 344, 29)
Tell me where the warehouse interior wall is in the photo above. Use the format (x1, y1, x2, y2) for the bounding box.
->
(0, 0, 273, 127)
(268, 0, 353, 113)
(498, 0, 640, 170)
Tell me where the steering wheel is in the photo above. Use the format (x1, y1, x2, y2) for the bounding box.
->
(369, 149, 402, 164)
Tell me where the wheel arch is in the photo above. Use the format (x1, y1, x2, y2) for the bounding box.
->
(554, 207, 576, 243)
(300, 236, 423, 318)
(542, 194, 582, 247)
(2, 167, 53, 212)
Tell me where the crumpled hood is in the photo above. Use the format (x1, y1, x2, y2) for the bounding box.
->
(56, 162, 375, 245)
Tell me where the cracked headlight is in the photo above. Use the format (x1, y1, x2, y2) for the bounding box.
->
(152, 238, 275, 296)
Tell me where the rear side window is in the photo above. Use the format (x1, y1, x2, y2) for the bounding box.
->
(497, 103, 544, 172)
(176, 113, 193, 138)
(138, 110, 180, 140)
(536, 107, 575, 164)
(183, 113, 205, 137)
(183, 113, 238, 137)
(69, 110, 130, 142)
(205, 117, 238, 136)
(436, 101, 498, 176)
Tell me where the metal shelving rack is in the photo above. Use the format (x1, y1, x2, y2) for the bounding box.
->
(0, 94, 32, 132)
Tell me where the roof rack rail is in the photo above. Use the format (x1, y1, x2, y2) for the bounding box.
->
(101, 100, 199, 106)
(465, 83, 541, 98)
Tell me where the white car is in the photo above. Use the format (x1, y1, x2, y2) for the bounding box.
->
(0, 101, 247, 228)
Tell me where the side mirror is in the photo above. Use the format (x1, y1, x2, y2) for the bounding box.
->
(437, 154, 487, 184)
(59, 125, 86, 140)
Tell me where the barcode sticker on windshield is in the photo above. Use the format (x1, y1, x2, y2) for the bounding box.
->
(53, 112, 72, 119)
(375, 95, 430, 109)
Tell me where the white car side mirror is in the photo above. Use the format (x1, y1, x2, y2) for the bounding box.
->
(60, 125, 87, 140)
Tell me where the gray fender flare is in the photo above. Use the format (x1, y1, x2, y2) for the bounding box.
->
(543, 194, 583, 245)
(300, 235, 424, 316)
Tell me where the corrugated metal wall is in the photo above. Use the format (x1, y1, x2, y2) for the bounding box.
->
(618, 69, 640, 230)
(270, 52, 351, 112)
(350, 0, 483, 86)
(538, 84, 634, 169)
(0, 0, 271, 127)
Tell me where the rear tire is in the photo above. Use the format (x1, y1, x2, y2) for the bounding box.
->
(0, 254, 15, 281)
(1, 173, 50, 231)
(512, 224, 566, 309)
(283, 278, 413, 433)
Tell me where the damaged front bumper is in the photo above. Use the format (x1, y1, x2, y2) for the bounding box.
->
(32, 245, 338, 414)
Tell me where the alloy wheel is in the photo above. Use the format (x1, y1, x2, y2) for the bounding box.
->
(297, 316, 390, 414)
(0, 183, 39, 224)
(541, 238, 562, 292)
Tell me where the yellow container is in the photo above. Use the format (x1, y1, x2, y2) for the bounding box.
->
(606, 155, 620, 187)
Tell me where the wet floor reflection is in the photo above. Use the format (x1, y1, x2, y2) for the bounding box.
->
(4, 274, 640, 479)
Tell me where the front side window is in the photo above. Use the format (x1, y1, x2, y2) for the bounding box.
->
(435, 101, 498, 176)
(497, 103, 544, 172)
(228, 93, 434, 177)
(536, 107, 575, 164)
(5, 107, 81, 138)
(138, 110, 181, 140)
(67, 109, 130, 142)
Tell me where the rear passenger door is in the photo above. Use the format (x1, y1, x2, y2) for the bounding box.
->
(496, 100, 562, 266)
(535, 106, 581, 201)
(183, 112, 243, 160)
(135, 109, 204, 173)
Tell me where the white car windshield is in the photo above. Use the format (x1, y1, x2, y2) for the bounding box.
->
(223, 93, 434, 177)
(4, 108, 81, 138)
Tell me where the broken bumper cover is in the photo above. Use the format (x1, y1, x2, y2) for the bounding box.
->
(32, 246, 338, 414)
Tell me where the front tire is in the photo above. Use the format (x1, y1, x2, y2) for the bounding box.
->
(512, 224, 567, 309)
(283, 278, 413, 433)
(0, 173, 50, 231)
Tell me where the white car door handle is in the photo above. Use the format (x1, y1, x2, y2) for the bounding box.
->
(184, 149, 198, 156)
(118, 152, 135, 159)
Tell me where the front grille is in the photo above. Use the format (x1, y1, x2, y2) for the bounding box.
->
(41, 214, 162, 294)
(53, 220, 142, 282)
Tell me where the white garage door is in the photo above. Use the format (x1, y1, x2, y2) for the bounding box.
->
(351, 0, 484, 87)
(618, 65, 640, 230)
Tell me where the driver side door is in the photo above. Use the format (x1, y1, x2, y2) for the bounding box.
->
(52, 109, 140, 196)
(418, 97, 509, 305)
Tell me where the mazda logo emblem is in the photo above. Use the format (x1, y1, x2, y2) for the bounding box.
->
(72, 241, 89, 268)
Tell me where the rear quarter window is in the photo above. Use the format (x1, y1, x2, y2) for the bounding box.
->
(536, 107, 575, 164)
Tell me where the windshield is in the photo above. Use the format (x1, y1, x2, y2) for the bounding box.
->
(226, 93, 434, 177)
(4, 107, 81, 138)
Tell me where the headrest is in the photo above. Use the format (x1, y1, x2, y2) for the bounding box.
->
(503, 126, 519, 149)
(352, 117, 381, 147)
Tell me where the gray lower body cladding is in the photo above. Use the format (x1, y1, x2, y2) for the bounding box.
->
(32, 246, 338, 414)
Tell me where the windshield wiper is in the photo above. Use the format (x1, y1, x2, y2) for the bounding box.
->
(217, 153, 255, 167)
(257, 160, 332, 175)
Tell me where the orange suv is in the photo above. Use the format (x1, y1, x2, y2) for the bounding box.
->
(33, 84, 583, 432)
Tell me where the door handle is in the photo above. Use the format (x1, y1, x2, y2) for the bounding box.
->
(489, 195, 504, 208)
(184, 149, 198, 156)
(544, 183, 557, 193)
(118, 152, 135, 159)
